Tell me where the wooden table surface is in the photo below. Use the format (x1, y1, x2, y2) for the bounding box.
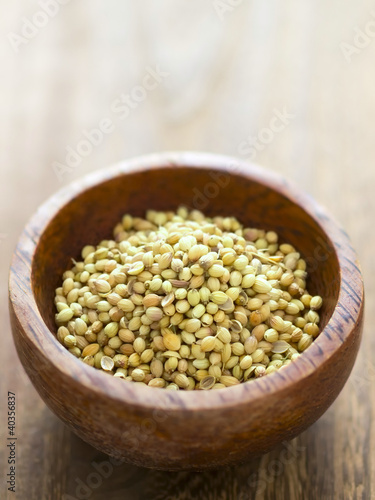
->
(1, 1, 374, 499)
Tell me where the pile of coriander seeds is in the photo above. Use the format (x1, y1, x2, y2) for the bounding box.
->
(54, 207, 323, 391)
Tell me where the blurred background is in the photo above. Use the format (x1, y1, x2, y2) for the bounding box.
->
(1, 1, 374, 499)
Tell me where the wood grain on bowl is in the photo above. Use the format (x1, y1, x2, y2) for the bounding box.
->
(9, 152, 364, 470)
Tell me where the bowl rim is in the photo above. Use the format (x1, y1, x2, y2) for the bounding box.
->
(8, 151, 364, 412)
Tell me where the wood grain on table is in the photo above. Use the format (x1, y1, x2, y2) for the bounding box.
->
(0, 1, 373, 499)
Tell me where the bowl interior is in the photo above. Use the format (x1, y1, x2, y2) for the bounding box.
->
(31, 166, 340, 341)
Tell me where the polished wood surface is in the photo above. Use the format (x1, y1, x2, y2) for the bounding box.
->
(1, 1, 373, 498)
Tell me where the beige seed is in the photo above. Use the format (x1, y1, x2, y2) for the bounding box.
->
(263, 327, 278, 343)
(113, 354, 128, 368)
(56, 308, 74, 323)
(145, 307, 163, 322)
(193, 358, 210, 370)
(254, 366, 266, 378)
(220, 375, 240, 387)
(161, 292, 175, 308)
(206, 302, 218, 315)
(208, 264, 225, 278)
(134, 337, 146, 354)
(101, 355, 114, 371)
(187, 289, 201, 307)
(200, 376, 216, 390)
(310, 296, 323, 311)
(219, 297, 234, 313)
(57, 326, 69, 344)
(128, 353, 141, 367)
(143, 294, 162, 308)
(221, 343, 232, 363)
(150, 359, 163, 378)
(141, 349, 154, 363)
(210, 291, 229, 305)
(165, 357, 178, 372)
(304, 323, 320, 337)
(128, 262, 145, 276)
(63, 335, 77, 348)
(251, 348, 264, 363)
(176, 300, 190, 314)
(244, 336, 258, 354)
(253, 277, 272, 294)
(131, 368, 145, 381)
(225, 356, 239, 370)
(106, 338, 120, 356)
(232, 342, 245, 356)
(240, 355, 253, 370)
(148, 378, 165, 388)
(270, 316, 287, 332)
(95, 279, 111, 294)
(82, 343, 100, 357)
(185, 318, 201, 333)
(62, 278, 74, 296)
(118, 329, 135, 343)
(192, 304, 205, 319)
(175, 288, 187, 300)
(233, 255, 249, 271)
(69, 347, 81, 357)
(298, 334, 313, 352)
(104, 322, 119, 338)
(175, 373, 190, 389)
(163, 332, 181, 351)
(56, 302, 69, 312)
(306, 310, 320, 323)
(158, 252, 173, 271)
(217, 327, 231, 344)
(165, 383, 179, 390)
(200, 336, 217, 352)
(199, 253, 215, 270)
(271, 340, 290, 354)
(117, 299, 135, 313)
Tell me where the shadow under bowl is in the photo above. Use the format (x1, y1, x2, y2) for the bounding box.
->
(9, 152, 364, 470)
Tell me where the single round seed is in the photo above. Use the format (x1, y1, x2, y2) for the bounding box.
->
(244, 336, 258, 354)
(220, 375, 240, 387)
(251, 348, 264, 363)
(128, 262, 145, 275)
(145, 307, 163, 322)
(163, 332, 181, 351)
(104, 322, 119, 338)
(56, 308, 74, 323)
(175, 373, 190, 389)
(94, 279, 111, 294)
(148, 378, 166, 388)
(63, 335, 76, 348)
(150, 359, 163, 378)
(210, 291, 229, 305)
(131, 368, 145, 381)
(232, 342, 245, 356)
(101, 355, 114, 371)
(192, 304, 205, 319)
(200, 336, 217, 352)
(134, 337, 146, 354)
(263, 328, 278, 343)
(82, 343, 100, 357)
(271, 340, 290, 354)
(270, 316, 287, 332)
(239, 355, 253, 370)
(298, 334, 313, 352)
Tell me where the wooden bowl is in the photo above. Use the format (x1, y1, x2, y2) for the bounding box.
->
(9, 152, 364, 471)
